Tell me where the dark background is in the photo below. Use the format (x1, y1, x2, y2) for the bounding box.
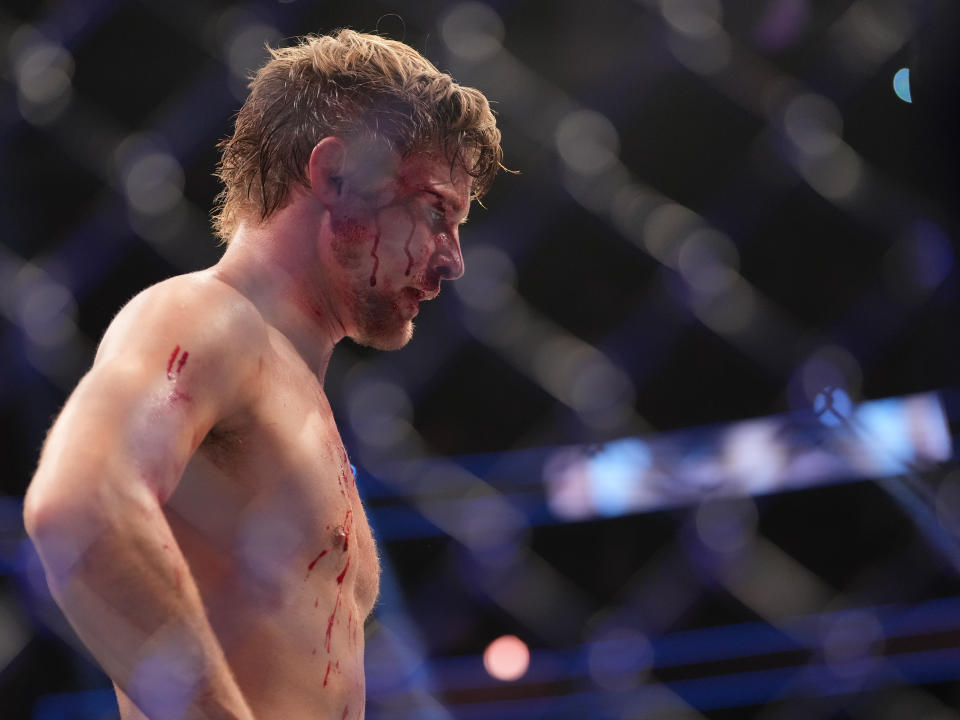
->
(1, 0, 959, 718)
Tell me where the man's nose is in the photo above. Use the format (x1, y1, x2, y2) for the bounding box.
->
(430, 232, 465, 281)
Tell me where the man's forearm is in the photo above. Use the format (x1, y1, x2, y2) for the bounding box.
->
(26, 485, 254, 720)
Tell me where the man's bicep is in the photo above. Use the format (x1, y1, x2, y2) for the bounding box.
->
(23, 357, 212, 579)
(35, 353, 216, 511)
(92, 356, 218, 501)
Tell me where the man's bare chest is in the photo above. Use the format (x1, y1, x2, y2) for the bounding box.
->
(166, 365, 380, 620)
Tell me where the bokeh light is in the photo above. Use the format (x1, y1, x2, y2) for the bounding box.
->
(695, 495, 758, 555)
(483, 635, 530, 681)
(814, 386, 852, 427)
(753, 0, 809, 51)
(783, 93, 843, 156)
(893, 67, 912, 102)
(660, 0, 723, 38)
(347, 377, 414, 450)
(453, 244, 517, 313)
(11, 265, 78, 349)
(10, 25, 74, 125)
(587, 626, 652, 691)
(821, 609, 884, 679)
(441, 2, 505, 61)
(791, 345, 863, 410)
(555, 109, 620, 176)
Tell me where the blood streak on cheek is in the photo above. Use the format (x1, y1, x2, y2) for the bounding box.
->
(369, 230, 380, 287)
(402, 208, 416, 276)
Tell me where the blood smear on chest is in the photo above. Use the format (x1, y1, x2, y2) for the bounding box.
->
(307, 549, 329, 572)
(336, 555, 351, 584)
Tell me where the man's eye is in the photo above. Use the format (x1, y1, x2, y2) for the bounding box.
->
(428, 207, 445, 225)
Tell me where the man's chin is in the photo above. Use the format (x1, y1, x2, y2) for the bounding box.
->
(351, 320, 414, 351)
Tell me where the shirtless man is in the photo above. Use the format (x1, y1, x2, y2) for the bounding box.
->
(23, 30, 502, 720)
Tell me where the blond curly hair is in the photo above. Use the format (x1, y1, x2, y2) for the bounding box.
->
(212, 29, 503, 242)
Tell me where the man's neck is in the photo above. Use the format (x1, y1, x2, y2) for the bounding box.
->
(212, 209, 346, 384)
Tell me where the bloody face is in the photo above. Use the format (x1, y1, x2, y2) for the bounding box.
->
(327, 152, 471, 350)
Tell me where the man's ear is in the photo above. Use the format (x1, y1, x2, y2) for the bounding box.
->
(308, 137, 348, 207)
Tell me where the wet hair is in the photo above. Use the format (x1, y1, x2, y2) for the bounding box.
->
(212, 29, 504, 242)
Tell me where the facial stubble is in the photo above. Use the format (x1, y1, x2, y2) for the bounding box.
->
(330, 214, 415, 352)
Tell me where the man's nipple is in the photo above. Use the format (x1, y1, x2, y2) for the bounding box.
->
(333, 509, 353, 552)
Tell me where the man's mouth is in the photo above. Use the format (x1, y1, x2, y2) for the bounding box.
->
(407, 287, 439, 303)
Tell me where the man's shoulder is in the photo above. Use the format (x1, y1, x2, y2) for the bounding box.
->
(128, 270, 262, 322)
(96, 270, 268, 365)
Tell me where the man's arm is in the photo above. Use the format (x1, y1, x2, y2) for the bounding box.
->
(24, 275, 265, 720)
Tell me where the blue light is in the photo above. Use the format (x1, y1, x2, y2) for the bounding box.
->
(813, 386, 851, 427)
(856, 399, 913, 474)
(32, 688, 118, 719)
(588, 440, 651, 517)
(893, 68, 912, 103)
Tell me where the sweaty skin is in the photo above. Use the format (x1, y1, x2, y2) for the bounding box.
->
(24, 146, 471, 720)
